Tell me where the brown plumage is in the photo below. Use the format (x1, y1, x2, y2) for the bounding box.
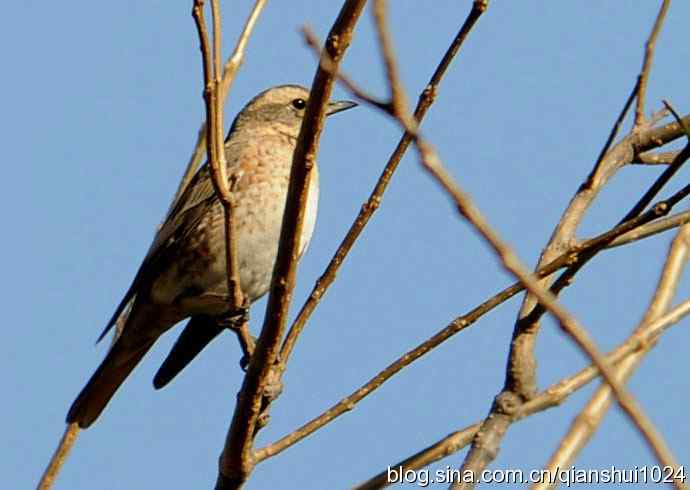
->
(67, 85, 356, 428)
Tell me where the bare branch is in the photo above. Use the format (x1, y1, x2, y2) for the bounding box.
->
(633, 150, 681, 165)
(301, 27, 390, 111)
(634, 0, 671, 128)
(193, 0, 244, 313)
(371, 0, 411, 122)
(36, 424, 80, 490)
(353, 425, 481, 490)
(635, 114, 690, 152)
(219, 0, 267, 101)
(215, 2, 368, 488)
(620, 141, 690, 224)
(590, 78, 640, 180)
(169, 0, 268, 216)
(279, 0, 488, 374)
(607, 210, 690, 248)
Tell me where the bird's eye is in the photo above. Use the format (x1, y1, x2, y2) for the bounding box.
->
(291, 98, 306, 110)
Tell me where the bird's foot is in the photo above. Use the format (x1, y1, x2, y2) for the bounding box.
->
(218, 307, 255, 366)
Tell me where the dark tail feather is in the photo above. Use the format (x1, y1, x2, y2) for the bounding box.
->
(153, 316, 225, 389)
(67, 336, 156, 428)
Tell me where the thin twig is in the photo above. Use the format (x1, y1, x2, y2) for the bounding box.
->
(279, 0, 488, 374)
(169, 0, 268, 216)
(505, 0, 676, 414)
(620, 146, 690, 224)
(348, 3, 684, 485)
(632, 150, 681, 165)
(215, 2, 368, 488)
(634, 0, 671, 128)
(372, 0, 411, 121)
(588, 78, 640, 184)
(302, 27, 390, 112)
(192, 0, 244, 313)
(620, 101, 690, 224)
(664, 100, 690, 137)
(219, 0, 267, 101)
(607, 210, 690, 248)
(36, 424, 80, 490)
(635, 113, 690, 153)
(38, 309, 130, 488)
(543, 106, 690, 321)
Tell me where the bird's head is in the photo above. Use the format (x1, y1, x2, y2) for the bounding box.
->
(230, 84, 357, 138)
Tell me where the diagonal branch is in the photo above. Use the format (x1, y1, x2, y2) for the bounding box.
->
(38, 314, 129, 488)
(36, 425, 80, 490)
(633, 149, 681, 165)
(279, 0, 488, 376)
(215, 2, 368, 488)
(634, 0, 671, 127)
(607, 209, 690, 247)
(193, 0, 244, 316)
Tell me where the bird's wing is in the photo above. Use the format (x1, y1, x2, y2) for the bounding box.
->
(96, 130, 252, 343)
(96, 164, 218, 342)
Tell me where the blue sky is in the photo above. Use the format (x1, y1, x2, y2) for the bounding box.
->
(4, 1, 690, 489)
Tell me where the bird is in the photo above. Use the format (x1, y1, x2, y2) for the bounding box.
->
(66, 85, 357, 428)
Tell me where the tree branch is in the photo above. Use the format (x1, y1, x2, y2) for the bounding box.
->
(215, 2, 368, 488)
(279, 0, 488, 372)
(169, 0, 268, 215)
(634, 0, 671, 127)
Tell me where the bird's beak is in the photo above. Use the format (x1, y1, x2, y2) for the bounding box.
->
(326, 99, 358, 116)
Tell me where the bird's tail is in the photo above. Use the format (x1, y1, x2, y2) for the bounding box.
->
(153, 315, 225, 389)
(66, 302, 171, 428)
(66, 337, 155, 428)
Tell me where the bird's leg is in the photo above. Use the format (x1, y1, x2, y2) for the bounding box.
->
(217, 306, 255, 368)
(228, 310, 283, 408)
